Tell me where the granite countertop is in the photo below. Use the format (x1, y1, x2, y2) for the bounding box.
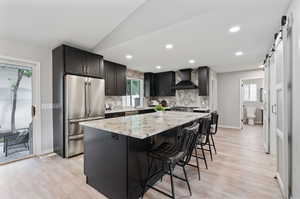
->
(105, 107, 170, 114)
(80, 111, 209, 139)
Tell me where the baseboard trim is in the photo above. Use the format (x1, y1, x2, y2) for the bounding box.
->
(0, 154, 36, 166)
(276, 172, 286, 199)
(219, 125, 241, 130)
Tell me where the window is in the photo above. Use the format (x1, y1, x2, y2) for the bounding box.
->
(243, 84, 257, 102)
(126, 79, 143, 107)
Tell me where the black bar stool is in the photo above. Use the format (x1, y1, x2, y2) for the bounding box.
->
(143, 122, 200, 199)
(209, 111, 219, 154)
(189, 117, 211, 180)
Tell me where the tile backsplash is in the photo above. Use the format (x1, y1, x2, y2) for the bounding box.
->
(150, 70, 208, 108)
(104, 68, 145, 109)
(105, 96, 125, 108)
(150, 91, 208, 107)
(105, 68, 209, 109)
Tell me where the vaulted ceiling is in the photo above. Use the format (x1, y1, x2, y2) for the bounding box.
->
(0, 0, 146, 49)
(0, 0, 291, 72)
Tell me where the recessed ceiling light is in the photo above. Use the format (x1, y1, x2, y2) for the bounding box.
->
(235, 51, 243, 56)
(189, 59, 195, 64)
(156, 65, 161, 69)
(165, 44, 173, 50)
(229, 26, 241, 33)
(125, 54, 133, 59)
(258, 65, 264, 68)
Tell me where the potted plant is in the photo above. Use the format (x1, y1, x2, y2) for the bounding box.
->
(154, 104, 166, 115)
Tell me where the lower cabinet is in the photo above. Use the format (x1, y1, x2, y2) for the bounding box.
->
(138, 109, 156, 114)
(105, 112, 126, 118)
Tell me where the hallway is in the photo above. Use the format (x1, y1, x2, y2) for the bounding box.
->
(0, 126, 281, 199)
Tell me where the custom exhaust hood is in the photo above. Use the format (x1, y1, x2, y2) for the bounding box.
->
(175, 69, 198, 90)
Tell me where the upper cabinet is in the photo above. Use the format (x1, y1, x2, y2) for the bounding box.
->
(198, 66, 209, 96)
(144, 73, 156, 97)
(155, 71, 176, 96)
(104, 60, 127, 96)
(144, 71, 175, 97)
(64, 45, 104, 78)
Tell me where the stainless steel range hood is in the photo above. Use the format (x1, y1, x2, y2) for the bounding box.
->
(175, 69, 198, 90)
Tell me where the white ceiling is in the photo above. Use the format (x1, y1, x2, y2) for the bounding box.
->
(95, 0, 291, 73)
(0, 0, 145, 49)
(0, 0, 291, 73)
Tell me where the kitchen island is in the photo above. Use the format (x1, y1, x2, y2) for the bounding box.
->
(80, 111, 209, 199)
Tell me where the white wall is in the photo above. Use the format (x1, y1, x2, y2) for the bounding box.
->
(209, 69, 218, 111)
(286, 0, 300, 198)
(0, 39, 53, 153)
(217, 70, 264, 128)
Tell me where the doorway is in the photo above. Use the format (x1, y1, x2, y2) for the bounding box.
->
(240, 77, 264, 130)
(0, 56, 41, 164)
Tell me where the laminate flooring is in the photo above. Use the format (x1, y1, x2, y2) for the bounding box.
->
(0, 125, 281, 199)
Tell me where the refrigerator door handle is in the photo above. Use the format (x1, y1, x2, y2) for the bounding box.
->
(84, 79, 88, 117)
(88, 78, 91, 116)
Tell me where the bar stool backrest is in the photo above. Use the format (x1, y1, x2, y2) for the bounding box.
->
(210, 112, 219, 135)
(180, 122, 201, 166)
(198, 117, 211, 145)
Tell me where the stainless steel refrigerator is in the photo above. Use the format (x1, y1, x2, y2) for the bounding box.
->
(64, 74, 105, 157)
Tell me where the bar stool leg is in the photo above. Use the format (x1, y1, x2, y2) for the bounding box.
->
(194, 148, 201, 180)
(201, 145, 208, 169)
(168, 164, 175, 199)
(142, 157, 154, 198)
(207, 137, 213, 161)
(210, 134, 217, 154)
(182, 166, 192, 196)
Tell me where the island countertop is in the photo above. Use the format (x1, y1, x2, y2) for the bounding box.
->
(80, 111, 209, 139)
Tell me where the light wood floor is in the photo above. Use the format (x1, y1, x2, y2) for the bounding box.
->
(0, 125, 281, 199)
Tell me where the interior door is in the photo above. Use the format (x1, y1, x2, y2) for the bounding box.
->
(273, 37, 289, 198)
(270, 55, 277, 155)
(263, 60, 270, 153)
(240, 82, 245, 129)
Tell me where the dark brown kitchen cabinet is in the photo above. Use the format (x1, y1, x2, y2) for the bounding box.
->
(86, 53, 104, 77)
(155, 71, 176, 96)
(144, 71, 175, 97)
(198, 66, 209, 96)
(144, 73, 156, 97)
(105, 112, 126, 118)
(52, 45, 104, 157)
(64, 45, 104, 78)
(104, 60, 127, 96)
(115, 64, 126, 96)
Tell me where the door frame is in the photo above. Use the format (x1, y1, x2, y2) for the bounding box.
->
(263, 62, 271, 154)
(271, 26, 292, 198)
(0, 55, 42, 156)
(239, 76, 264, 130)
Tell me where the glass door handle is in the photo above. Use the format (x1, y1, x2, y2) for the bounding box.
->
(272, 104, 277, 114)
(31, 105, 36, 118)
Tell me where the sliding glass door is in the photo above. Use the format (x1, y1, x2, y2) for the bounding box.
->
(0, 63, 33, 163)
